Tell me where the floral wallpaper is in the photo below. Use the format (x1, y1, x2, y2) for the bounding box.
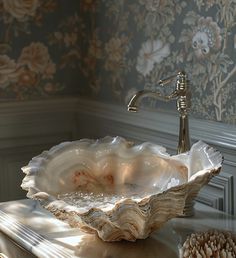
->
(0, 1, 236, 124)
(0, 0, 84, 99)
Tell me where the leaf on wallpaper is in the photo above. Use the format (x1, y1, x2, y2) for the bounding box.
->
(0, 43, 11, 54)
(192, 62, 206, 76)
(220, 64, 228, 74)
(216, 2, 236, 26)
(219, 53, 234, 65)
(168, 35, 175, 44)
(206, 61, 212, 75)
(0, 55, 18, 89)
(163, 51, 177, 70)
(13, 22, 31, 37)
(227, 11, 234, 25)
(215, 9, 221, 23)
(59, 49, 80, 69)
(179, 30, 191, 43)
(218, 53, 234, 74)
(162, 26, 172, 39)
(208, 63, 219, 82)
(41, 0, 58, 12)
(186, 52, 193, 62)
(176, 1, 187, 14)
(126, 59, 134, 73)
(183, 11, 199, 26)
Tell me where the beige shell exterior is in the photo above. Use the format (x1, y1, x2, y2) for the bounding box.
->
(21, 136, 222, 242)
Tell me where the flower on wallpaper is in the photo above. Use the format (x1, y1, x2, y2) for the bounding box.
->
(64, 33, 78, 48)
(194, 0, 217, 11)
(2, 0, 40, 21)
(105, 37, 123, 63)
(18, 42, 55, 78)
(0, 55, 18, 88)
(192, 17, 222, 59)
(88, 34, 102, 60)
(104, 36, 129, 71)
(17, 67, 36, 87)
(136, 39, 170, 76)
(0, 42, 60, 98)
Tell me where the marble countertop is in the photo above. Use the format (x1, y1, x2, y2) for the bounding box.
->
(0, 199, 235, 258)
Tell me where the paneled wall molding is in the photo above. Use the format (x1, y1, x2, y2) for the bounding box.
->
(196, 172, 234, 214)
(75, 97, 236, 151)
(0, 97, 79, 116)
(195, 191, 223, 210)
(209, 172, 234, 213)
(0, 97, 79, 149)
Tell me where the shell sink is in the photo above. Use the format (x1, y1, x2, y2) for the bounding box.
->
(21, 136, 222, 242)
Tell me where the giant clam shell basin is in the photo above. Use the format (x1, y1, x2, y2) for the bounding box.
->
(21, 136, 222, 242)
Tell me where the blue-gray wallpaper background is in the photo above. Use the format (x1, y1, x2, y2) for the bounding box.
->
(0, 0, 235, 124)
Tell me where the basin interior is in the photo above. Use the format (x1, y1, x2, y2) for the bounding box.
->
(34, 141, 188, 212)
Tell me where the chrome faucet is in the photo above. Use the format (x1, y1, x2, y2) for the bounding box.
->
(127, 71, 191, 154)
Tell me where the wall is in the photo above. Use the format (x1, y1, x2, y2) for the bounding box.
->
(0, 1, 236, 123)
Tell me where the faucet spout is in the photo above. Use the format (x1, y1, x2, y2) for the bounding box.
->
(127, 90, 178, 112)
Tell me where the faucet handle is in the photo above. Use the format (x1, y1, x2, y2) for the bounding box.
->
(177, 93, 191, 115)
(158, 71, 189, 101)
(159, 74, 177, 86)
(159, 71, 188, 88)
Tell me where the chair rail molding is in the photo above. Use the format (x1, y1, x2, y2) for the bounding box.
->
(76, 97, 236, 215)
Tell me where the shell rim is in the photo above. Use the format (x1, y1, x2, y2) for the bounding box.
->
(21, 136, 223, 217)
